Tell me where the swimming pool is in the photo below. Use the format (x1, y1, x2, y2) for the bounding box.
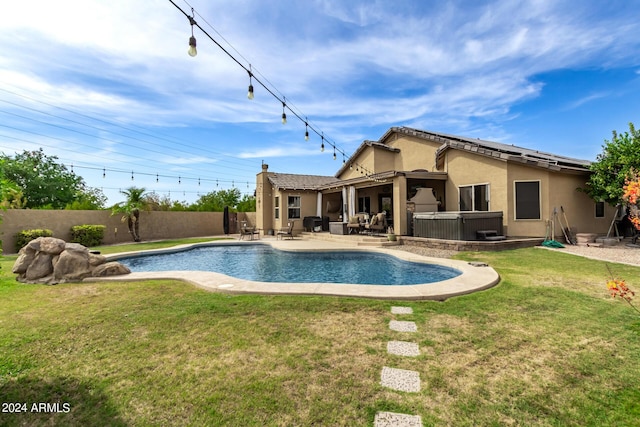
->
(119, 244, 461, 286)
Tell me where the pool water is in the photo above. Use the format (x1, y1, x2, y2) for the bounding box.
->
(119, 245, 461, 286)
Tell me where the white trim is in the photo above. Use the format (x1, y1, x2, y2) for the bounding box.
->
(457, 182, 490, 211)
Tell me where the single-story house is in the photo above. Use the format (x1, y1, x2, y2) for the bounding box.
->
(256, 126, 617, 239)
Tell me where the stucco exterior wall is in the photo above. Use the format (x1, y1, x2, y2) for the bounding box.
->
(444, 150, 508, 212)
(270, 190, 318, 233)
(386, 135, 439, 171)
(1, 210, 255, 254)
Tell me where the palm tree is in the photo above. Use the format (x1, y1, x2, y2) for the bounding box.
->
(111, 187, 148, 242)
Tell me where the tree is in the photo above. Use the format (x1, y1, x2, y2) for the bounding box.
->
(583, 122, 640, 206)
(236, 194, 256, 212)
(65, 187, 108, 210)
(191, 188, 242, 212)
(144, 192, 189, 211)
(111, 187, 148, 242)
(0, 148, 106, 209)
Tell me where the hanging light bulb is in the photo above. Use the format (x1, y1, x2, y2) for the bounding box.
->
(281, 100, 287, 124)
(247, 67, 254, 100)
(333, 148, 336, 160)
(321, 133, 325, 152)
(188, 13, 197, 57)
(305, 120, 309, 141)
(188, 36, 197, 57)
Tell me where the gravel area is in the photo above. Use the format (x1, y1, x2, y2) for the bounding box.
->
(547, 241, 640, 266)
(392, 239, 640, 266)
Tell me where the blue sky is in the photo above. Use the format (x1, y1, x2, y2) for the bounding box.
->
(1, 0, 639, 206)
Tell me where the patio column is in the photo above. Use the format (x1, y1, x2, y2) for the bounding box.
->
(393, 175, 408, 235)
(349, 186, 356, 219)
(342, 187, 348, 222)
(316, 192, 322, 217)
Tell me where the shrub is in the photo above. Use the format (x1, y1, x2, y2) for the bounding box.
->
(70, 224, 106, 247)
(15, 228, 53, 252)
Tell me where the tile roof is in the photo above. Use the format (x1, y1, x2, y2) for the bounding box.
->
(267, 172, 339, 190)
(391, 127, 591, 172)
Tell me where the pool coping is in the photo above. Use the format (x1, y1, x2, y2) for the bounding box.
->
(85, 238, 500, 300)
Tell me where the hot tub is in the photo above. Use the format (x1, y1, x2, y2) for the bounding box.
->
(413, 211, 504, 240)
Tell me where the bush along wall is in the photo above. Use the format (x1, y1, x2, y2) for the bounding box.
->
(70, 224, 106, 247)
(15, 229, 53, 253)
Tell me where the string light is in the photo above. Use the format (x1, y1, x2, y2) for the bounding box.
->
(187, 9, 197, 57)
(304, 119, 309, 141)
(168, 1, 386, 184)
(333, 147, 336, 160)
(247, 65, 254, 100)
(320, 133, 324, 152)
(281, 99, 287, 125)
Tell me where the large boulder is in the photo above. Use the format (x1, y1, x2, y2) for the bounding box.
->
(92, 262, 131, 277)
(24, 252, 54, 281)
(12, 239, 131, 285)
(12, 247, 37, 274)
(53, 249, 92, 282)
(28, 237, 66, 255)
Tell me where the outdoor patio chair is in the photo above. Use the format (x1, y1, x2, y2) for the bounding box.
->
(276, 221, 295, 240)
(366, 212, 387, 235)
(347, 213, 369, 234)
(347, 215, 362, 234)
(239, 221, 260, 240)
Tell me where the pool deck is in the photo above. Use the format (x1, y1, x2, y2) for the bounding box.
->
(87, 237, 500, 300)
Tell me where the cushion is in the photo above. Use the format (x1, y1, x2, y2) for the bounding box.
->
(370, 215, 378, 225)
(348, 216, 359, 224)
(377, 213, 386, 223)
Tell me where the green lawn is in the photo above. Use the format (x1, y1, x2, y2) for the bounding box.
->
(89, 237, 233, 255)
(0, 245, 639, 426)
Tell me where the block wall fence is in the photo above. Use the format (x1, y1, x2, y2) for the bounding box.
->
(0, 210, 256, 254)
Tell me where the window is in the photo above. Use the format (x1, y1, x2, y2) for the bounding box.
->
(514, 181, 540, 220)
(358, 196, 370, 213)
(595, 201, 605, 218)
(274, 196, 280, 219)
(288, 196, 301, 219)
(459, 184, 489, 211)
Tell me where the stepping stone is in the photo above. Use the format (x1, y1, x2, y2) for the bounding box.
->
(389, 320, 417, 332)
(387, 341, 420, 357)
(374, 411, 422, 427)
(391, 306, 413, 315)
(380, 366, 420, 392)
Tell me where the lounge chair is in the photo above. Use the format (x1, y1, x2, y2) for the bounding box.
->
(366, 212, 387, 235)
(276, 221, 295, 240)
